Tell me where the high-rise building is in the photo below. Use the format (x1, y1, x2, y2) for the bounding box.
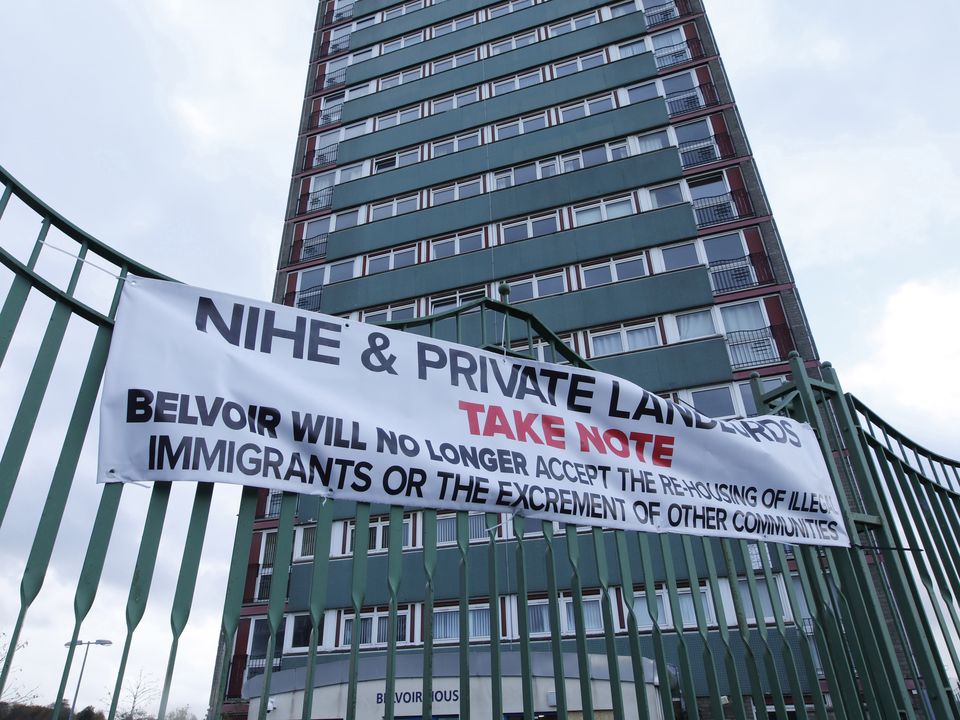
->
(218, 0, 823, 717)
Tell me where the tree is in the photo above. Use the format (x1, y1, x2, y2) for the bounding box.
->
(113, 671, 158, 720)
(0, 634, 37, 705)
(74, 707, 106, 720)
(165, 706, 196, 720)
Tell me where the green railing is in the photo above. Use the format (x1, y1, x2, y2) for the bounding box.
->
(2, 163, 959, 720)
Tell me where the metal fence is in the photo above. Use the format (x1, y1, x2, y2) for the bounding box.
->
(1, 164, 959, 720)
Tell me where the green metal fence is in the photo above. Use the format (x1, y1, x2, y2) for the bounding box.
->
(1, 163, 959, 720)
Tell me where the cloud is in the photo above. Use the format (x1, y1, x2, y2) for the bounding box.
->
(843, 273, 960, 456)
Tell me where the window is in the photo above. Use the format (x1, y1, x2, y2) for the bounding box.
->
(554, 51, 605, 77)
(563, 596, 603, 633)
(379, 67, 422, 89)
(382, 31, 423, 54)
(341, 121, 367, 140)
(675, 309, 716, 340)
(432, 88, 480, 113)
(663, 72, 702, 114)
(345, 83, 373, 99)
(337, 163, 363, 183)
(430, 288, 486, 313)
(492, 70, 542, 95)
(559, 94, 615, 122)
(490, 31, 537, 55)
(508, 272, 566, 302)
(635, 129, 670, 154)
(376, 106, 421, 130)
(662, 242, 700, 271)
(431, 177, 482, 205)
(488, 0, 533, 19)
(363, 304, 416, 323)
(371, 195, 419, 221)
(626, 81, 658, 104)
(288, 614, 320, 651)
(432, 130, 481, 156)
(633, 589, 668, 629)
(433, 606, 490, 641)
(581, 255, 647, 288)
(333, 208, 360, 229)
(493, 158, 556, 189)
(494, 112, 547, 139)
(256, 531, 277, 601)
(367, 245, 417, 274)
(436, 512, 489, 544)
(434, 15, 475, 36)
(690, 386, 736, 418)
(527, 602, 551, 635)
(610, 0, 639, 17)
(652, 28, 690, 68)
(374, 148, 420, 173)
(328, 259, 356, 283)
(298, 525, 317, 559)
(348, 515, 412, 553)
(342, 610, 408, 646)
(549, 13, 598, 36)
(721, 300, 778, 367)
(501, 213, 559, 243)
(561, 144, 612, 172)
(648, 183, 684, 209)
(432, 49, 478, 72)
(432, 230, 484, 259)
(573, 196, 634, 225)
(617, 39, 646, 59)
(737, 376, 785, 417)
(590, 323, 659, 357)
(383, 0, 423, 21)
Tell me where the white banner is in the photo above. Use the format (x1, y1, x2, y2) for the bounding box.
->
(98, 277, 849, 547)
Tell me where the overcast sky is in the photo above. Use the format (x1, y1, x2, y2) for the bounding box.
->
(1, 0, 959, 714)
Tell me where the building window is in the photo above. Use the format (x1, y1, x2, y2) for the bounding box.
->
(690, 385, 737, 418)
(297, 525, 317, 560)
(674, 309, 716, 340)
(488, 0, 534, 19)
(430, 288, 486, 314)
(494, 158, 557, 189)
(363, 304, 417, 323)
(287, 614, 321, 652)
(626, 81, 659, 104)
(371, 195, 419, 221)
(559, 94, 616, 122)
(432, 230, 484, 259)
(374, 148, 421, 173)
(433, 606, 491, 641)
(500, 213, 559, 243)
(367, 245, 417, 274)
(382, 31, 424, 54)
(342, 609, 409, 646)
(648, 182, 685, 209)
(589, 322, 660, 357)
(508, 272, 566, 302)
(433, 14, 476, 37)
(548, 13, 599, 36)
(436, 512, 490, 544)
(432, 49, 479, 73)
(617, 39, 647, 59)
(633, 589, 668, 630)
(527, 602, 551, 635)
(494, 112, 548, 139)
(492, 70, 542, 95)
(610, 1, 640, 18)
(553, 51, 606, 77)
(433, 130, 481, 156)
(348, 515, 413, 553)
(379, 67, 423, 90)
(383, 0, 424, 21)
(563, 596, 604, 634)
(581, 255, 647, 288)
(573, 196, 634, 225)
(376, 106, 421, 130)
(431, 177, 483, 205)
(490, 31, 537, 55)
(432, 88, 480, 113)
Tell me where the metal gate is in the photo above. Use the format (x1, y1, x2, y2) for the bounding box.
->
(1, 163, 959, 720)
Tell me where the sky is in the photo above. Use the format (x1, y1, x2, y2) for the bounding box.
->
(1, 0, 959, 714)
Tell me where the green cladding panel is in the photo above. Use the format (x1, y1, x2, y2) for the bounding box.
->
(332, 98, 668, 208)
(336, 53, 658, 162)
(325, 147, 682, 259)
(342, 11, 647, 117)
(591, 337, 734, 391)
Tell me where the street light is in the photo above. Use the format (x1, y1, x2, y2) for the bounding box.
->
(64, 639, 112, 720)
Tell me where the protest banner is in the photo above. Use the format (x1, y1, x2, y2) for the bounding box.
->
(98, 277, 849, 546)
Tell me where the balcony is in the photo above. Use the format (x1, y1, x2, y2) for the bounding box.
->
(291, 233, 329, 264)
(692, 189, 754, 227)
(328, 35, 351, 54)
(726, 324, 792, 370)
(286, 285, 324, 312)
(298, 186, 334, 214)
(678, 133, 736, 168)
(313, 67, 347, 93)
(246, 654, 282, 679)
(305, 104, 343, 131)
(644, 0, 694, 28)
(709, 253, 774, 294)
(320, 0, 355, 26)
(653, 38, 705, 70)
(666, 82, 720, 117)
(303, 142, 339, 171)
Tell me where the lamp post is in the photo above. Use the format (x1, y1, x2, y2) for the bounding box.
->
(64, 639, 112, 720)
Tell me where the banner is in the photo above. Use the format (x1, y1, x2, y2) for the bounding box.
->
(98, 278, 849, 547)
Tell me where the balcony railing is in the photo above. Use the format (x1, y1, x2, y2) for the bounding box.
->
(644, 0, 694, 27)
(313, 67, 347, 93)
(291, 233, 329, 264)
(653, 38, 705, 69)
(328, 35, 351, 53)
(303, 142, 339, 171)
(332, 1, 355, 21)
(692, 188, 754, 227)
(678, 133, 735, 168)
(665, 82, 720, 116)
(298, 186, 334, 214)
(286, 285, 324, 313)
(247, 654, 282, 679)
(726, 324, 791, 370)
(255, 571, 273, 601)
(709, 252, 774, 294)
(306, 104, 343, 130)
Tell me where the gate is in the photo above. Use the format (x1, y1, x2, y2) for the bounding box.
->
(1, 163, 959, 720)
